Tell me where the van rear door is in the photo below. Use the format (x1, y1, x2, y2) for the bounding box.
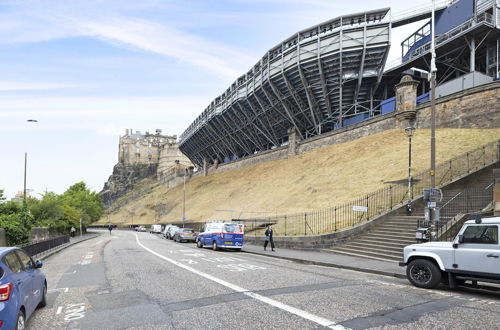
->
(223, 224, 244, 247)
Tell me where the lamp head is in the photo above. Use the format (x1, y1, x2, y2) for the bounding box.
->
(404, 126, 415, 137)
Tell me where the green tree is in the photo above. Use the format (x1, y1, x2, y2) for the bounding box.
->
(61, 182, 103, 225)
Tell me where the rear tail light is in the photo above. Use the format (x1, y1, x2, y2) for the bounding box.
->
(0, 283, 13, 302)
(0, 320, 3, 327)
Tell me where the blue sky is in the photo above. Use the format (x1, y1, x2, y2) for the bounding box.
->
(0, 0, 432, 199)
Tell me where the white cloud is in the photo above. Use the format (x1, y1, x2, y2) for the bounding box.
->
(0, 1, 257, 80)
(0, 95, 210, 135)
(0, 81, 77, 91)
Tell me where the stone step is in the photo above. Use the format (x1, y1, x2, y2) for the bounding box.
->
(321, 248, 400, 263)
(369, 231, 415, 239)
(347, 239, 409, 250)
(377, 225, 417, 232)
(356, 238, 415, 247)
(367, 233, 416, 243)
(326, 247, 402, 262)
(342, 242, 404, 254)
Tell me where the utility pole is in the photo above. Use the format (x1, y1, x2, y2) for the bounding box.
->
(80, 217, 83, 238)
(429, 0, 438, 240)
(23, 152, 27, 205)
(182, 169, 186, 228)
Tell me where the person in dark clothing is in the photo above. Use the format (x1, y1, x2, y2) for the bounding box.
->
(264, 225, 275, 251)
(108, 224, 113, 235)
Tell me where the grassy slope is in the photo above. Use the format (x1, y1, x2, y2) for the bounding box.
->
(99, 128, 500, 225)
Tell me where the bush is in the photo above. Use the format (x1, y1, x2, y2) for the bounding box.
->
(0, 214, 30, 246)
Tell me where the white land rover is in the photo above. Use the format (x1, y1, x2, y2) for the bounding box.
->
(400, 215, 500, 289)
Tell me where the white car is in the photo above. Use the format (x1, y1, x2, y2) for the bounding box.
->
(149, 224, 163, 234)
(400, 215, 500, 289)
(135, 226, 147, 232)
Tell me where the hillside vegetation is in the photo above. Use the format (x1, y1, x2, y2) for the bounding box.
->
(99, 128, 500, 226)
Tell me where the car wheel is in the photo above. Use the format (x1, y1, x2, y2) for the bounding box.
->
(197, 240, 203, 248)
(407, 259, 441, 289)
(212, 241, 218, 251)
(16, 310, 26, 330)
(38, 282, 47, 308)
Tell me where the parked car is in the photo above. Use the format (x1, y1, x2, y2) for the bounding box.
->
(400, 214, 500, 289)
(197, 222, 244, 251)
(162, 225, 175, 238)
(135, 226, 147, 232)
(149, 224, 163, 234)
(173, 228, 196, 243)
(166, 226, 180, 240)
(0, 247, 47, 330)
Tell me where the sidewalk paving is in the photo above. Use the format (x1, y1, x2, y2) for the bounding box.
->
(242, 244, 406, 279)
(34, 231, 102, 261)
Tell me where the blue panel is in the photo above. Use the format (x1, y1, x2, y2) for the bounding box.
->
(435, 0, 474, 35)
(416, 92, 429, 104)
(380, 96, 396, 114)
(343, 113, 370, 127)
(403, 34, 432, 61)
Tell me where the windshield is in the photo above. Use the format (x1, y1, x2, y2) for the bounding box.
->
(180, 229, 194, 233)
(224, 224, 244, 234)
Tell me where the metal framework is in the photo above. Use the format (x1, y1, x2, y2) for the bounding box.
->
(179, 9, 391, 167)
(180, 0, 500, 168)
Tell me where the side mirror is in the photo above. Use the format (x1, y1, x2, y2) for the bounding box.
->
(458, 235, 464, 244)
(35, 261, 43, 269)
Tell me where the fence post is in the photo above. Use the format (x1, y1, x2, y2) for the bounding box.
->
(483, 145, 486, 166)
(449, 160, 452, 183)
(365, 195, 369, 222)
(467, 152, 470, 173)
(284, 215, 287, 236)
(334, 208, 337, 232)
(389, 186, 393, 209)
(304, 213, 307, 236)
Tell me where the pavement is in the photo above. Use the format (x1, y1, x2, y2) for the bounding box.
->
(33, 231, 102, 261)
(242, 244, 406, 279)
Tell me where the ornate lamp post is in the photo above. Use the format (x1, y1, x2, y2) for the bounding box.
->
(405, 126, 416, 215)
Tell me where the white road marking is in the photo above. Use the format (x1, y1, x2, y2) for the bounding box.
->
(56, 306, 63, 315)
(135, 234, 346, 330)
(64, 303, 86, 322)
(48, 287, 69, 293)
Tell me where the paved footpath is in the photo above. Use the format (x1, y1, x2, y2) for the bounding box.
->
(242, 244, 406, 278)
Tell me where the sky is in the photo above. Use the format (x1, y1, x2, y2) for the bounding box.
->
(0, 0, 433, 199)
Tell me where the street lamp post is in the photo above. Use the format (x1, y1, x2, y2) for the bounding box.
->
(429, 0, 438, 240)
(182, 169, 186, 228)
(405, 126, 416, 215)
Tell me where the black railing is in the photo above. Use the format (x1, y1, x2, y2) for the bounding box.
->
(241, 140, 499, 236)
(20, 236, 70, 257)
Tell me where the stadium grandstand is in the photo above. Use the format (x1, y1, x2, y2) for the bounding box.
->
(179, 0, 500, 167)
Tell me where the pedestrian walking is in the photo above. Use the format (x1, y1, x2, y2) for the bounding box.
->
(108, 224, 113, 235)
(264, 225, 275, 252)
(70, 226, 76, 237)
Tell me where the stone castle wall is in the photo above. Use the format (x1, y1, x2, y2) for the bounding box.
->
(119, 129, 177, 166)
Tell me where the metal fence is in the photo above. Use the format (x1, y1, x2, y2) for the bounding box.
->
(436, 185, 494, 241)
(241, 140, 499, 236)
(20, 235, 70, 257)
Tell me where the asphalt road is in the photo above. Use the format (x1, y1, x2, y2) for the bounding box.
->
(27, 230, 500, 330)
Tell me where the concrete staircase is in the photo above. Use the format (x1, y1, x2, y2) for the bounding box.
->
(324, 216, 419, 262)
(324, 166, 495, 262)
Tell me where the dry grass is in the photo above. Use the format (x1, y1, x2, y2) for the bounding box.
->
(98, 128, 500, 226)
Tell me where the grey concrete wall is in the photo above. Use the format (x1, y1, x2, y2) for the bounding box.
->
(30, 227, 49, 243)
